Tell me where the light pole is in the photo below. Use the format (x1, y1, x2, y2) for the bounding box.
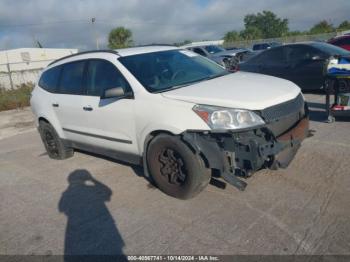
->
(91, 18, 99, 50)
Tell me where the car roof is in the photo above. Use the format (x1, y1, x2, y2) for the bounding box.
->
(270, 41, 323, 48)
(115, 45, 179, 56)
(47, 45, 179, 67)
(328, 35, 350, 41)
(180, 44, 218, 48)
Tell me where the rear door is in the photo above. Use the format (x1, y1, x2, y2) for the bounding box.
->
(53, 60, 88, 143)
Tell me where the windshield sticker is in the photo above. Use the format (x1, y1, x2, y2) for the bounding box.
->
(179, 50, 198, 57)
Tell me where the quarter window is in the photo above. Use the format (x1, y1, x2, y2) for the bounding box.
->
(59, 61, 85, 95)
(286, 46, 320, 62)
(86, 60, 131, 96)
(38, 66, 61, 92)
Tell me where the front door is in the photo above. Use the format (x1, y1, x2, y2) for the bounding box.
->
(76, 59, 137, 155)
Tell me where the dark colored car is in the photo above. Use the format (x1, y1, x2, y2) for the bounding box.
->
(239, 42, 350, 90)
(328, 35, 350, 51)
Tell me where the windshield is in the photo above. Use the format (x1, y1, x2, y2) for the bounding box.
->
(312, 42, 350, 56)
(118, 49, 228, 93)
(204, 45, 226, 54)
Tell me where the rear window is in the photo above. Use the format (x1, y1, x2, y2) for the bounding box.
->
(58, 61, 85, 95)
(312, 42, 350, 56)
(38, 66, 61, 92)
(333, 37, 350, 46)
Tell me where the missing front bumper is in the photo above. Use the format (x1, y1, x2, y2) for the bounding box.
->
(182, 116, 309, 190)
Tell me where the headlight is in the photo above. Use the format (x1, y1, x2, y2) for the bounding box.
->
(193, 105, 265, 130)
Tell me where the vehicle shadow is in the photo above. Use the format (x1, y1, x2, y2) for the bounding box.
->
(75, 149, 145, 178)
(58, 169, 127, 261)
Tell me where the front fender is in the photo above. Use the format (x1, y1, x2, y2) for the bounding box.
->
(138, 123, 183, 155)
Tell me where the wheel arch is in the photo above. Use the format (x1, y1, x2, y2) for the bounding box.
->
(36, 114, 65, 138)
(141, 129, 211, 179)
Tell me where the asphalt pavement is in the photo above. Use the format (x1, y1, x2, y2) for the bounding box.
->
(0, 94, 349, 255)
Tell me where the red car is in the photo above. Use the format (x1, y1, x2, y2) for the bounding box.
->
(328, 35, 350, 51)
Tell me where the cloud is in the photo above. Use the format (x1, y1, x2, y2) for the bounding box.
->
(0, 0, 349, 50)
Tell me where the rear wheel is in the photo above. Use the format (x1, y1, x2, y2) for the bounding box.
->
(146, 134, 211, 199)
(39, 121, 73, 160)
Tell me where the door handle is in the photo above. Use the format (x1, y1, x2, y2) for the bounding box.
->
(52, 103, 59, 107)
(83, 106, 93, 111)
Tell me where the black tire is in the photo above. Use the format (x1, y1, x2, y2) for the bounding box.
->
(39, 121, 73, 160)
(146, 134, 211, 199)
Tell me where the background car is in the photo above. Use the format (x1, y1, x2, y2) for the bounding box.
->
(252, 42, 281, 51)
(239, 42, 350, 90)
(183, 44, 249, 70)
(328, 35, 350, 51)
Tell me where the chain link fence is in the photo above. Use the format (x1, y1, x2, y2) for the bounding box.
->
(222, 32, 339, 49)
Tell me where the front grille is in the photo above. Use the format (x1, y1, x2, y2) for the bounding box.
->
(260, 93, 304, 123)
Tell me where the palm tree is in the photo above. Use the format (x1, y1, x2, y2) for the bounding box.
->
(108, 27, 133, 49)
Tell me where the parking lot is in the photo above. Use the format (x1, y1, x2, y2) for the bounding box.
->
(0, 93, 349, 256)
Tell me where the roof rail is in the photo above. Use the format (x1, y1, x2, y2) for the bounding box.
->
(48, 50, 119, 66)
(133, 44, 176, 47)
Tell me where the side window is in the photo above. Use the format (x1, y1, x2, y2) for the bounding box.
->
(38, 66, 61, 93)
(287, 46, 321, 62)
(268, 48, 285, 61)
(192, 48, 207, 57)
(261, 48, 286, 64)
(59, 61, 85, 95)
(86, 60, 131, 97)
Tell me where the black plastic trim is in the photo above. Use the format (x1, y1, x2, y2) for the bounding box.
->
(62, 139, 140, 165)
(62, 128, 132, 144)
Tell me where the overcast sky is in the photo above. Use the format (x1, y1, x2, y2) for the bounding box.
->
(0, 0, 349, 50)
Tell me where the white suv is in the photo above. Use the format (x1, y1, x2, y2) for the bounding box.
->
(31, 46, 309, 199)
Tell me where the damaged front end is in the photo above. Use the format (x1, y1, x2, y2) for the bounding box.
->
(182, 94, 309, 191)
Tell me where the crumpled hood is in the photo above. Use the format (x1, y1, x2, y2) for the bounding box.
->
(161, 72, 301, 110)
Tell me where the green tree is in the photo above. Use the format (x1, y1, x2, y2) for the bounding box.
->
(239, 27, 263, 40)
(242, 10, 289, 38)
(309, 20, 334, 34)
(337, 20, 350, 32)
(223, 31, 241, 43)
(108, 27, 133, 49)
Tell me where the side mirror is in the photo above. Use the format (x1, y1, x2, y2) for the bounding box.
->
(101, 87, 125, 99)
(311, 55, 324, 61)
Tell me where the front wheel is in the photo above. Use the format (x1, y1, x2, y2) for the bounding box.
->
(146, 134, 211, 199)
